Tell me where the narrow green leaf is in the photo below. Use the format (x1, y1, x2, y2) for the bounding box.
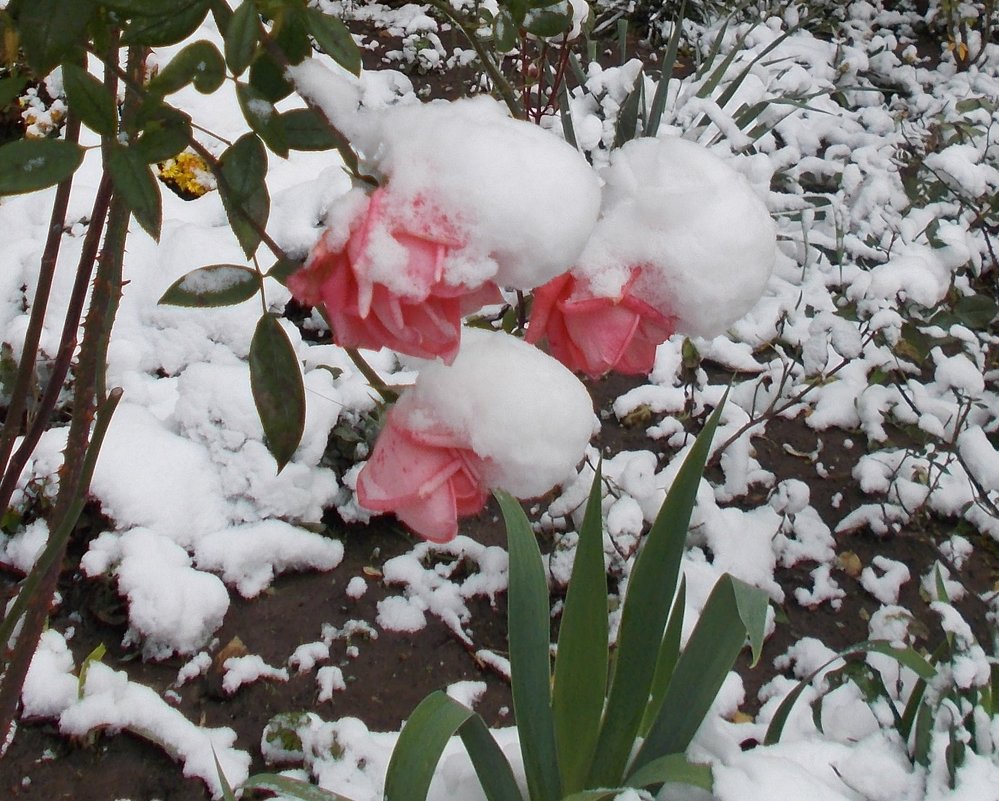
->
(225, 0, 260, 76)
(123, 0, 210, 47)
(243, 774, 354, 801)
(632, 575, 768, 772)
(17, 0, 94, 75)
(384, 691, 477, 801)
(763, 640, 937, 746)
(912, 702, 933, 766)
(249, 314, 305, 471)
(61, 64, 117, 136)
(497, 491, 563, 801)
(108, 144, 162, 240)
(456, 713, 525, 801)
(304, 8, 361, 76)
(625, 753, 713, 792)
(646, 2, 684, 138)
(589, 396, 726, 788)
(148, 40, 225, 96)
(552, 465, 608, 794)
(280, 108, 346, 152)
(236, 81, 288, 158)
(639, 577, 685, 737)
(218, 133, 269, 257)
(613, 68, 644, 149)
(0, 138, 84, 195)
(733, 577, 769, 667)
(159, 265, 260, 307)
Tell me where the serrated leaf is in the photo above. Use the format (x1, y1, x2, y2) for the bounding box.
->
(0, 76, 28, 110)
(17, 0, 94, 75)
(304, 8, 361, 75)
(280, 108, 344, 152)
(249, 314, 305, 471)
(236, 81, 287, 157)
(159, 264, 260, 307)
(123, 0, 210, 47)
(218, 133, 269, 257)
(524, 9, 570, 38)
(148, 40, 225, 96)
(249, 51, 292, 102)
(0, 138, 84, 195)
(494, 9, 517, 53)
(498, 491, 562, 801)
(135, 106, 193, 163)
(62, 63, 117, 137)
(108, 144, 162, 240)
(225, 0, 259, 76)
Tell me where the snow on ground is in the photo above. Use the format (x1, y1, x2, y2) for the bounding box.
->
(2, 1, 999, 799)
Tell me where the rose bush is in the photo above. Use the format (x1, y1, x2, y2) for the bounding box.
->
(288, 188, 500, 363)
(354, 330, 595, 541)
(526, 267, 676, 378)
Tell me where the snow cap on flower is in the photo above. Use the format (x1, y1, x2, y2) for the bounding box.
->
(352, 96, 601, 290)
(576, 136, 776, 338)
(403, 328, 596, 497)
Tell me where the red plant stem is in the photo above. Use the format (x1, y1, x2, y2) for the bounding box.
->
(0, 172, 114, 515)
(0, 115, 81, 484)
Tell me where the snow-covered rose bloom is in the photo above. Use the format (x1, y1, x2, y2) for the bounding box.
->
(526, 268, 675, 378)
(289, 188, 500, 362)
(528, 136, 776, 376)
(356, 330, 595, 542)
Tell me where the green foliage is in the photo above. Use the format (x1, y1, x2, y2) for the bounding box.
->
(62, 63, 118, 137)
(0, 138, 84, 195)
(249, 313, 306, 471)
(159, 264, 262, 307)
(218, 133, 270, 257)
(107, 143, 162, 239)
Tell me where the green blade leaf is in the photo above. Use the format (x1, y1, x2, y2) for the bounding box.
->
(107, 144, 162, 240)
(218, 133, 269, 257)
(382, 691, 522, 801)
(123, 0, 211, 46)
(625, 753, 713, 792)
(497, 491, 562, 801)
(213, 749, 237, 801)
(631, 575, 769, 771)
(159, 264, 260, 307)
(249, 313, 305, 471)
(552, 465, 608, 795)
(0, 138, 84, 195)
(148, 40, 226, 96)
(613, 67, 644, 148)
(225, 0, 260, 76)
(17, 0, 94, 75)
(304, 8, 361, 76)
(236, 81, 288, 158)
(639, 576, 685, 737)
(646, 2, 684, 139)
(763, 640, 937, 746)
(243, 774, 354, 801)
(62, 63, 117, 137)
(589, 396, 726, 787)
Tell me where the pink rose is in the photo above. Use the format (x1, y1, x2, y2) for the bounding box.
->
(526, 268, 675, 378)
(355, 406, 489, 543)
(288, 188, 499, 363)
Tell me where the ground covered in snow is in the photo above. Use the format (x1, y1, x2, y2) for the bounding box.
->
(2, 1, 999, 800)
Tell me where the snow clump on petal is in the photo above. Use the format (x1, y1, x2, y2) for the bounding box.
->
(576, 135, 777, 338)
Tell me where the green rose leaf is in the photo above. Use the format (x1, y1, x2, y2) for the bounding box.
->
(148, 40, 226, 96)
(0, 138, 85, 196)
(303, 7, 361, 76)
(218, 133, 269, 257)
(159, 264, 261, 307)
(122, 0, 210, 46)
(225, 0, 260, 76)
(17, 0, 95, 75)
(249, 313, 305, 472)
(236, 81, 288, 158)
(107, 143, 162, 240)
(62, 63, 118, 137)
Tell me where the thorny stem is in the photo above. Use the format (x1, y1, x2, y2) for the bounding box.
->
(0, 115, 81, 491)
